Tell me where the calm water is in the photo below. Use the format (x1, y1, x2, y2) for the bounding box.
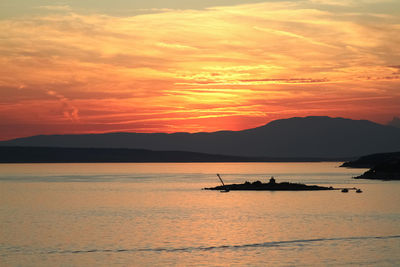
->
(0, 162, 399, 266)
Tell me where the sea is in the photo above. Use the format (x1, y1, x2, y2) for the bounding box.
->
(0, 162, 399, 266)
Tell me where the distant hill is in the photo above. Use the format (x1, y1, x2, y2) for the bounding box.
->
(0, 146, 337, 163)
(0, 146, 252, 163)
(1, 116, 400, 158)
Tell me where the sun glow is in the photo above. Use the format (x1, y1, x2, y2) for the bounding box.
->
(0, 1, 399, 139)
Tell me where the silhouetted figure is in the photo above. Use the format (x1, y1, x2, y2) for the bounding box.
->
(269, 176, 276, 184)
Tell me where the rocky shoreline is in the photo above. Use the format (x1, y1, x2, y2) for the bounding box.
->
(341, 151, 400, 180)
(354, 159, 400, 180)
(204, 178, 334, 191)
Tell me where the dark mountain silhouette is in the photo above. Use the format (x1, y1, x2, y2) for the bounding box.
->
(0, 146, 257, 163)
(387, 116, 400, 128)
(0, 146, 340, 163)
(1, 116, 400, 158)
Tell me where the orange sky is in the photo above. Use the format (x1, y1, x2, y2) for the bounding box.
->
(1, 1, 400, 140)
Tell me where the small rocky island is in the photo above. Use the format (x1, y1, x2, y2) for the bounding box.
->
(204, 177, 334, 191)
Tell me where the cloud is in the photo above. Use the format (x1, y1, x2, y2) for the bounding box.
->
(47, 90, 80, 122)
(253, 26, 337, 49)
(37, 5, 72, 11)
(240, 78, 330, 84)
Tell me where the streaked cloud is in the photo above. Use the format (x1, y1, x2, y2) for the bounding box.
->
(37, 5, 72, 11)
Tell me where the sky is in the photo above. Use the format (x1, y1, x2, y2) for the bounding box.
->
(1, 0, 400, 140)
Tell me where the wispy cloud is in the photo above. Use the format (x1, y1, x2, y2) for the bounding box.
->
(37, 5, 72, 11)
(47, 90, 80, 122)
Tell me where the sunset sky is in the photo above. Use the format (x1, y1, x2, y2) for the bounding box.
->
(1, 0, 399, 140)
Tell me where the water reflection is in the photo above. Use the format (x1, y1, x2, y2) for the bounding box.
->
(0, 163, 399, 266)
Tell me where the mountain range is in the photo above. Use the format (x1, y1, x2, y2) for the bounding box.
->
(1, 116, 400, 158)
